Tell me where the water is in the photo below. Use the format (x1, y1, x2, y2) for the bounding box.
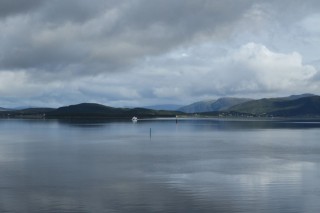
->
(0, 118, 320, 212)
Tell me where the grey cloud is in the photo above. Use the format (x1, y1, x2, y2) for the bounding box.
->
(38, 0, 121, 24)
(0, 0, 43, 18)
(121, 0, 255, 30)
(117, 0, 258, 50)
(269, 0, 320, 18)
(1, 0, 320, 107)
(0, 0, 259, 74)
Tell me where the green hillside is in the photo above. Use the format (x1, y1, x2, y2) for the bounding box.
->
(230, 96, 320, 117)
(46, 103, 180, 118)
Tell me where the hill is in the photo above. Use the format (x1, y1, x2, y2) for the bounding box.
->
(282, 93, 315, 100)
(1, 94, 318, 119)
(178, 97, 252, 113)
(229, 95, 320, 117)
(0, 107, 55, 118)
(46, 103, 180, 118)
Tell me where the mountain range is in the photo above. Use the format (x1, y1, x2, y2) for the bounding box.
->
(0, 94, 319, 118)
(0, 107, 8, 111)
(0, 103, 181, 119)
(229, 94, 320, 117)
(178, 97, 252, 113)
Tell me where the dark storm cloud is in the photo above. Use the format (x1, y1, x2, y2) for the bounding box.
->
(0, 0, 43, 18)
(0, 0, 259, 74)
(1, 0, 320, 75)
(121, 0, 255, 33)
(39, 0, 120, 24)
(115, 0, 257, 53)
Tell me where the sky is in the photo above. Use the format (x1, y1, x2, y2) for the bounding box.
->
(0, 0, 320, 108)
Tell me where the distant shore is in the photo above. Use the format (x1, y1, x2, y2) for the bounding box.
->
(2, 115, 320, 123)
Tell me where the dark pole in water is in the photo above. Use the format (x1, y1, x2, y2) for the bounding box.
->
(150, 128, 152, 139)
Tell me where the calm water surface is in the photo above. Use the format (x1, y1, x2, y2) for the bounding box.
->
(0, 118, 320, 212)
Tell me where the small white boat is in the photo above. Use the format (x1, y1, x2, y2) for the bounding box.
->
(132, 116, 138, 122)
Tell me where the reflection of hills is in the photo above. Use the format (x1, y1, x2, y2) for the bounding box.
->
(172, 119, 320, 131)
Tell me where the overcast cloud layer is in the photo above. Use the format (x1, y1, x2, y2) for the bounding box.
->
(0, 0, 320, 107)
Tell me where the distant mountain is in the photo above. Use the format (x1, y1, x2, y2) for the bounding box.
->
(229, 95, 320, 117)
(0, 107, 55, 118)
(1, 94, 319, 119)
(0, 107, 9, 111)
(178, 97, 252, 113)
(11, 106, 39, 110)
(143, 104, 183, 111)
(178, 100, 216, 113)
(208, 97, 253, 111)
(46, 103, 180, 118)
(15, 108, 56, 114)
(283, 93, 315, 100)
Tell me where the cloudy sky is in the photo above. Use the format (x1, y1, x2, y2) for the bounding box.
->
(0, 0, 320, 108)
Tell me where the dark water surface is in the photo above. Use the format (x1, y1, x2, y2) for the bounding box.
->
(0, 118, 320, 212)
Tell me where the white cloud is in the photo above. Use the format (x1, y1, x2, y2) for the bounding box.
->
(0, 41, 319, 108)
(231, 43, 317, 91)
(129, 42, 319, 101)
